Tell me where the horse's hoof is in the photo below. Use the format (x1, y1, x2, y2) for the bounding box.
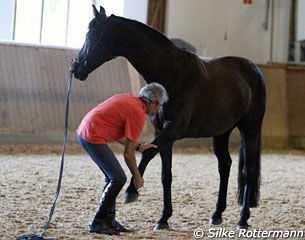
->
(237, 224, 249, 230)
(209, 218, 223, 225)
(153, 222, 169, 231)
(122, 191, 139, 204)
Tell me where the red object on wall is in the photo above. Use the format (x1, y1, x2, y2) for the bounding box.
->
(244, 0, 252, 4)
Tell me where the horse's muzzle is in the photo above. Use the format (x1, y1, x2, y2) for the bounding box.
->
(70, 59, 89, 81)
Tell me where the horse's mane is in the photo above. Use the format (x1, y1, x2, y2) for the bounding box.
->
(108, 15, 174, 48)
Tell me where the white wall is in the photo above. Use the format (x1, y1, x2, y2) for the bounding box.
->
(165, 0, 291, 64)
(124, 0, 148, 23)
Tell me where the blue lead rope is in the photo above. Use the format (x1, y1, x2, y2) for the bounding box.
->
(16, 67, 74, 240)
(39, 69, 73, 238)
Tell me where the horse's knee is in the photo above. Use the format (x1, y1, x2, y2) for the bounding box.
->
(214, 149, 232, 176)
(142, 147, 158, 161)
(218, 163, 231, 176)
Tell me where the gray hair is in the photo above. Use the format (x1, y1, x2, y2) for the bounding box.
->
(139, 82, 169, 105)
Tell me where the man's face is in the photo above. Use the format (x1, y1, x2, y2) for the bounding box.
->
(146, 101, 162, 115)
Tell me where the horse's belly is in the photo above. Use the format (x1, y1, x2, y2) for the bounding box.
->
(186, 104, 247, 137)
(186, 121, 235, 138)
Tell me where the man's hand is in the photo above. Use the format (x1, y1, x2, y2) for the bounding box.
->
(138, 143, 158, 153)
(133, 175, 144, 190)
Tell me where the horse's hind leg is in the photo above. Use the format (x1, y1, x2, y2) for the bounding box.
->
(237, 125, 261, 229)
(210, 129, 233, 225)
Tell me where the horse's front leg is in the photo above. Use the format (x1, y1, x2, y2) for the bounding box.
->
(122, 147, 159, 203)
(123, 119, 182, 204)
(154, 144, 173, 230)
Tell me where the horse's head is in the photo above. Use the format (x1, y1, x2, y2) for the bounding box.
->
(73, 5, 113, 80)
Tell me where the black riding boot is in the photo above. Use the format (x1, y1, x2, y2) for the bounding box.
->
(88, 181, 123, 235)
(105, 203, 132, 232)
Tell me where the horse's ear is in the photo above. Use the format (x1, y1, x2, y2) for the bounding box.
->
(92, 4, 99, 18)
(92, 5, 106, 20)
(99, 6, 106, 16)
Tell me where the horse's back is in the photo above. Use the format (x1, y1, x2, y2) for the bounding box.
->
(201, 56, 265, 106)
(203, 56, 265, 88)
(184, 56, 265, 137)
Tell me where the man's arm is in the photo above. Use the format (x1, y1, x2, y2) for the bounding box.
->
(117, 137, 127, 146)
(123, 138, 144, 189)
(117, 137, 157, 152)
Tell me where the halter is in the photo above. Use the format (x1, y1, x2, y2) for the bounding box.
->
(70, 58, 79, 70)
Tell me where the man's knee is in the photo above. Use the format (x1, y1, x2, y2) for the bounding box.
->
(115, 172, 127, 187)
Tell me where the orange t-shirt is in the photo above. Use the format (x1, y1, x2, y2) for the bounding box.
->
(76, 94, 146, 144)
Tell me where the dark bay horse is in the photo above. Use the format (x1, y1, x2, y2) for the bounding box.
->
(73, 5, 266, 230)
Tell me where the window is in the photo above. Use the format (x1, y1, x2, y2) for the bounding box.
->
(288, 0, 305, 63)
(1, 0, 125, 48)
(40, 0, 69, 46)
(66, 0, 94, 47)
(14, 0, 43, 44)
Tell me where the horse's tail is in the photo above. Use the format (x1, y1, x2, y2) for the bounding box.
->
(237, 130, 261, 208)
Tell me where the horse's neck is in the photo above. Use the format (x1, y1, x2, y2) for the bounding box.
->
(111, 18, 174, 83)
(124, 47, 164, 83)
